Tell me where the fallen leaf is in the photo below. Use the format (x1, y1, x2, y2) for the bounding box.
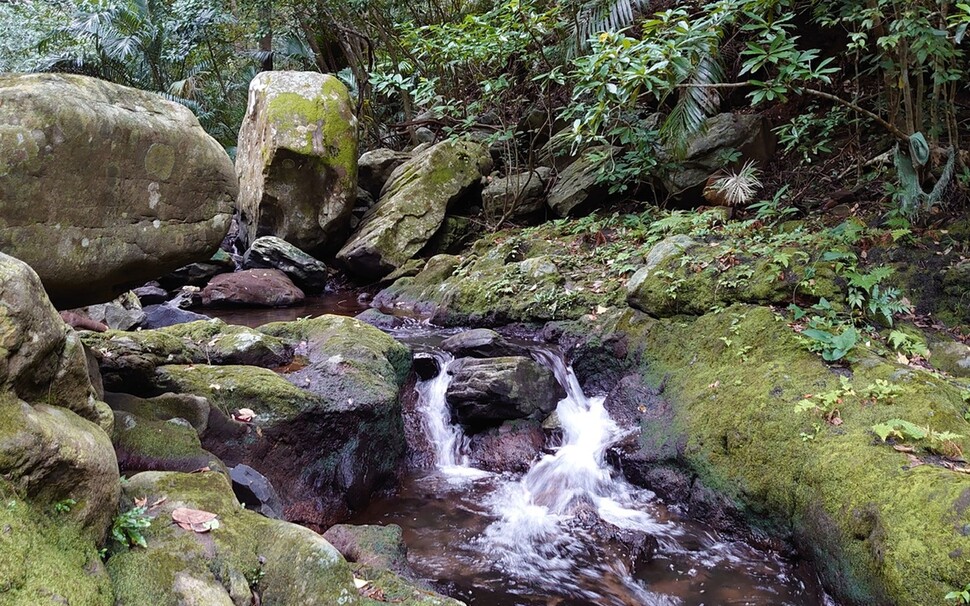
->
(595, 305, 609, 315)
(830, 416, 844, 426)
(149, 497, 167, 509)
(896, 352, 909, 365)
(906, 454, 924, 468)
(893, 445, 916, 453)
(708, 380, 720, 390)
(189, 466, 211, 474)
(134, 496, 147, 507)
(234, 408, 256, 423)
(353, 578, 370, 589)
(172, 507, 220, 533)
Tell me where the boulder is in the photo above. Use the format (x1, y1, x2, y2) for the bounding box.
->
(446, 356, 564, 426)
(440, 328, 530, 358)
(358, 148, 412, 198)
(0, 73, 235, 308)
(235, 71, 358, 255)
(336, 139, 493, 280)
(133, 283, 170, 306)
(322, 523, 411, 577)
(201, 268, 305, 307)
(661, 112, 774, 196)
(104, 391, 211, 434)
(146, 315, 412, 530)
(71, 291, 146, 331)
(467, 420, 546, 473)
(482, 167, 552, 220)
(242, 235, 329, 292)
(928, 338, 970, 377)
(141, 304, 212, 329)
(547, 147, 613, 217)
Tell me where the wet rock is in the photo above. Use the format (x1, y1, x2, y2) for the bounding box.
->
(336, 139, 492, 280)
(133, 283, 170, 305)
(568, 496, 658, 575)
(413, 352, 441, 380)
(928, 338, 970, 377)
(358, 148, 412, 198)
(242, 235, 329, 292)
(356, 308, 408, 330)
(157, 250, 236, 291)
(446, 356, 564, 426)
(60, 310, 109, 332)
(201, 268, 305, 307)
(72, 291, 146, 331)
(547, 146, 614, 217)
(440, 328, 530, 358)
(141, 304, 212, 329)
(230, 463, 284, 519)
(0, 73, 235, 308)
(467, 420, 546, 473)
(482, 168, 552, 221)
(235, 71, 358, 255)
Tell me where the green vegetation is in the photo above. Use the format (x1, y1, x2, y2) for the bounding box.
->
(111, 505, 152, 549)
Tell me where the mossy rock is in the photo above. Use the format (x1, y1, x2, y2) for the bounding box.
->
(236, 71, 358, 256)
(336, 139, 492, 280)
(152, 364, 318, 422)
(83, 320, 293, 392)
(112, 410, 227, 476)
(0, 393, 119, 542)
(107, 471, 360, 606)
(626, 235, 841, 317)
(104, 391, 210, 434)
(562, 304, 970, 605)
(0, 478, 113, 606)
(259, 314, 412, 404)
(0, 74, 235, 308)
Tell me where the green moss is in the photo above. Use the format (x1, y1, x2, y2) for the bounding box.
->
(575, 305, 970, 604)
(153, 365, 317, 420)
(0, 478, 113, 605)
(112, 410, 227, 475)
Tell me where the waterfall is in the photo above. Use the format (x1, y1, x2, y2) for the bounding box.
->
(412, 349, 480, 474)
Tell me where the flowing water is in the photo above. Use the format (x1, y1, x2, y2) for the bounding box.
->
(354, 332, 834, 606)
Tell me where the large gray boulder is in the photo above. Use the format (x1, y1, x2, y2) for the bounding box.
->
(358, 148, 412, 198)
(336, 139, 492, 280)
(482, 167, 552, 220)
(0, 73, 236, 308)
(235, 71, 358, 255)
(446, 356, 564, 426)
(547, 147, 613, 217)
(243, 235, 329, 292)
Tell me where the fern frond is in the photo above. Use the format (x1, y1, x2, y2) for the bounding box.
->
(575, 0, 651, 50)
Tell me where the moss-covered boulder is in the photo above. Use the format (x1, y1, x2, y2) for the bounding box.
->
(235, 71, 358, 255)
(626, 234, 840, 317)
(112, 409, 226, 476)
(106, 471, 361, 606)
(557, 304, 970, 605)
(0, 477, 114, 606)
(0, 253, 119, 540)
(0, 74, 236, 308)
(147, 316, 411, 530)
(82, 319, 292, 391)
(482, 167, 552, 221)
(336, 139, 492, 280)
(546, 147, 613, 217)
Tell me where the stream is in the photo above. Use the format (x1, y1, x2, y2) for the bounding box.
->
(352, 329, 834, 606)
(203, 301, 832, 605)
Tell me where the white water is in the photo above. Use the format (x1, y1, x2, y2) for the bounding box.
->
(411, 343, 681, 603)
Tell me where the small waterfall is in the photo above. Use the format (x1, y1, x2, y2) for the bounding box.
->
(412, 350, 474, 472)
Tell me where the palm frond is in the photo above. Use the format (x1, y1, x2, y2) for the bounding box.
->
(575, 0, 650, 49)
(660, 53, 724, 155)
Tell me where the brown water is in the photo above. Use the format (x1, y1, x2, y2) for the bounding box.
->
(353, 469, 831, 606)
(203, 292, 368, 327)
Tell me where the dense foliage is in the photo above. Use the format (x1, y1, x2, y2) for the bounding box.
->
(3, 0, 968, 216)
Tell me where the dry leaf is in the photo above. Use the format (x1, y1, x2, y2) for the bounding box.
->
(234, 408, 256, 423)
(172, 507, 220, 533)
(189, 466, 211, 474)
(896, 352, 910, 365)
(134, 496, 147, 507)
(353, 578, 370, 589)
(906, 454, 924, 468)
(708, 380, 720, 390)
(830, 417, 844, 426)
(892, 445, 916, 453)
(149, 497, 167, 509)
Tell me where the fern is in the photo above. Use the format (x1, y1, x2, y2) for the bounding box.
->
(568, 0, 650, 53)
